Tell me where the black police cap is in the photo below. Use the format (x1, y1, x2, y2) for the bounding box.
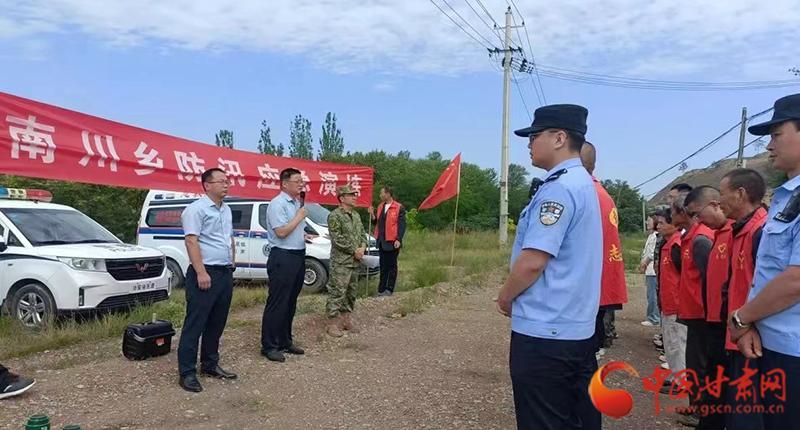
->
(748, 93, 800, 136)
(514, 104, 588, 138)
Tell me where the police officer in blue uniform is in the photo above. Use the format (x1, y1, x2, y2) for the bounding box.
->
(498, 104, 602, 430)
(729, 93, 800, 430)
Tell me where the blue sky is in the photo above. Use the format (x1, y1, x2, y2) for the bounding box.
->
(1, 0, 799, 197)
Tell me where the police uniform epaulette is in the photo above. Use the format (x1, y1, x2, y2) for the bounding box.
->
(545, 168, 568, 183)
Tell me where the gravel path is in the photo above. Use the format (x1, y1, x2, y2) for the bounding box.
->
(2, 272, 688, 429)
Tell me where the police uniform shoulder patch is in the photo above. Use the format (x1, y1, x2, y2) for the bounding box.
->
(539, 201, 565, 226)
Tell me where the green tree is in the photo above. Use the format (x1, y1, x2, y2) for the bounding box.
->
(426, 151, 442, 161)
(214, 129, 234, 149)
(318, 112, 344, 161)
(257, 120, 284, 156)
(602, 179, 644, 233)
(507, 163, 530, 221)
(288, 115, 313, 159)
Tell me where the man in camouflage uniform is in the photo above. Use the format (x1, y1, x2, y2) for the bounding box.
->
(326, 184, 367, 337)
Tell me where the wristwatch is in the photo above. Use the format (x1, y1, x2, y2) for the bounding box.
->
(732, 309, 751, 330)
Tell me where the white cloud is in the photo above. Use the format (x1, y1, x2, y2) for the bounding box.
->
(1, 0, 798, 79)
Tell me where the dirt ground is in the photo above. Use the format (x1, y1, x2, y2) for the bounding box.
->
(1, 272, 688, 429)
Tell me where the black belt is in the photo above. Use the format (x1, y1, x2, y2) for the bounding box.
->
(271, 247, 305, 256)
(202, 264, 234, 271)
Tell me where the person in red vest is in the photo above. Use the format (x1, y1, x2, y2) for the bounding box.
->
(671, 190, 714, 427)
(654, 209, 686, 394)
(368, 185, 407, 296)
(652, 184, 694, 352)
(685, 186, 732, 430)
(580, 142, 627, 357)
(718, 168, 767, 430)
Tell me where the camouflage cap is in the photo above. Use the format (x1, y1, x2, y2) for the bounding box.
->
(336, 184, 358, 196)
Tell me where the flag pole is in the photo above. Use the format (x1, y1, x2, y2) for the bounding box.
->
(367, 210, 372, 297)
(450, 162, 461, 267)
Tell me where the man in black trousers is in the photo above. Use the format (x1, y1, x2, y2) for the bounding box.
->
(177, 168, 238, 393)
(368, 185, 406, 296)
(261, 168, 310, 362)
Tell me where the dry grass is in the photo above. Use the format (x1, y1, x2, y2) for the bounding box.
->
(0, 230, 511, 359)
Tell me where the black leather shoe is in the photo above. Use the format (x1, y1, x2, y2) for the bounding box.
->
(262, 349, 286, 362)
(201, 365, 237, 380)
(285, 344, 305, 355)
(179, 374, 203, 393)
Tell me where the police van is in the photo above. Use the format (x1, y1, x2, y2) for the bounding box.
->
(137, 190, 378, 293)
(0, 188, 171, 327)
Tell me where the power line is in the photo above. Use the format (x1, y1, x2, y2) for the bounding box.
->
(463, 0, 503, 44)
(633, 122, 741, 190)
(633, 107, 774, 190)
(428, 0, 492, 50)
(512, 60, 800, 91)
(645, 136, 766, 201)
(474, 0, 500, 28)
(722, 136, 765, 159)
(506, 10, 543, 106)
(439, 0, 497, 48)
(511, 69, 532, 120)
(506, 0, 547, 104)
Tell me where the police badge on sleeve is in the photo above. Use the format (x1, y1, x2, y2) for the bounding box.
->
(539, 201, 564, 226)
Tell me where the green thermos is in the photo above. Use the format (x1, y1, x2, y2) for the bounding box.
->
(25, 414, 50, 430)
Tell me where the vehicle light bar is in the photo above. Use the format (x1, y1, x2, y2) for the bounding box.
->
(0, 187, 53, 202)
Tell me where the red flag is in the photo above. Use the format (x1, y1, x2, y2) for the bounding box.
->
(419, 153, 461, 210)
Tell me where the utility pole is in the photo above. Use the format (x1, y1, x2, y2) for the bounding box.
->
(498, 7, 513, 245)
(736, 107, 747, 168)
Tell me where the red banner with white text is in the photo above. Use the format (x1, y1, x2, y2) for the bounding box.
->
(0, 92, 373, 206)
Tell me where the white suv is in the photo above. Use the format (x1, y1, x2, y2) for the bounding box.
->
(0, 188, 170, 327)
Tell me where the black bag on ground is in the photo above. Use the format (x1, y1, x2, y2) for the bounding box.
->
(122, 319, 176, 360)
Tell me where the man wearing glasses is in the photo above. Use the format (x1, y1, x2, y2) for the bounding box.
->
(671, 190, 714, 427)
(261, 168, 309, 362)
(499, 104, 602, 430)
(685, 186, 731, 429)
(178, 168, 237, 393)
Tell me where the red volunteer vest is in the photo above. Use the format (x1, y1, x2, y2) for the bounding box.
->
(374, 200, 402, 242)
(593, 178, 628, 306)
(678, 222, 715, 320)
(658, 232, 682, 316)
(725, 207, 767, 351)
(705, 221, 734, 323)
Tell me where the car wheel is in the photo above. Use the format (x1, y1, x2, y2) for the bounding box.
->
(303, 258, 328, 294)
(10, 282, 56, 327)
(166, 259, 185, 289)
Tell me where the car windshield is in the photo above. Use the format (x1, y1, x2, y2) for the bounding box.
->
(0, 208, 120, 246)
(305, 203, 330, 227)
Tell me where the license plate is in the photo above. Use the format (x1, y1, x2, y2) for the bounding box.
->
(132, 281, 157, 292)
